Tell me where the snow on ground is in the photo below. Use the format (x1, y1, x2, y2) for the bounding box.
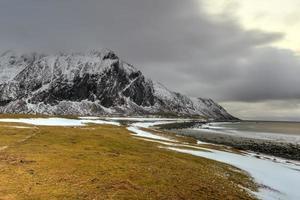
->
(127, 121, 176, 142)
(131, 121, 175, 128)
(0, 116, 187, 127)
(1, 117, 299, 199)
(0, 118, 83, 126)
(79, 119, 120, 126)
(78, 116, 101, 120)
(127, 126, 174, 142)
(105, 117, 193, 122)
(197, 140, 212, 145)
(165, 147, 300, 200)
(247, 152, 300, 169)
(0, 118, 120, 126)
(125, 120, 300, 200)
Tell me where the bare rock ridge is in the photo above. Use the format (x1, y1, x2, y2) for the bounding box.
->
(0, 49, 236, 120)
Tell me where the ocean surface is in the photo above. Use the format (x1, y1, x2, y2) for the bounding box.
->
(194, 121, 300, 144)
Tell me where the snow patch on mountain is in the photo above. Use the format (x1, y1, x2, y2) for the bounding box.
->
(0, 49, 235, 120)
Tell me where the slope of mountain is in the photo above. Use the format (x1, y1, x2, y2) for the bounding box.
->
(0, 49, 236, 120)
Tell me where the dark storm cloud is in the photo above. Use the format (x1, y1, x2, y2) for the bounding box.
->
(0, 0, 299, 114)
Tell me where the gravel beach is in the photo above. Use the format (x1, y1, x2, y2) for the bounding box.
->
(166, 128, 300, 161)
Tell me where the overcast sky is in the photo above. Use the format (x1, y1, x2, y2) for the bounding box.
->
(0, 0, 299, 121)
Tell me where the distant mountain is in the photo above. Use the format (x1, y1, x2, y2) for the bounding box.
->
(0, 49, 236, 120)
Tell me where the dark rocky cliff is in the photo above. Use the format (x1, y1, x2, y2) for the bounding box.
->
(0, 49, 236, 120)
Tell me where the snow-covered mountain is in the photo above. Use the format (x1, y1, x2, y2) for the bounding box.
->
(0, 49, 236, 120)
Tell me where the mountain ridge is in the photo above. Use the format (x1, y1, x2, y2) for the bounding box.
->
(0, 49, 236, 120)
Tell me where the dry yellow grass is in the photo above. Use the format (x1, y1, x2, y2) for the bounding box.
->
(0, 118, 257, 200)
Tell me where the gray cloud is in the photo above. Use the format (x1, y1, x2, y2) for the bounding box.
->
(0, 0, 299, 120)
(221, 100, 300, 121)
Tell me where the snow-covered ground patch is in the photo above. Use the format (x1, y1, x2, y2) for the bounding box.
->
(105, 117, 194, 122)
(128, 121, 300, 200)
(127, 121, 176, 142)
(2, 116, 299, 199)
(127, 126, 174, 141)
(78, 116, 101, 120)
(0, 118, 83, 126)
(197, 140, 212, 145)
(131, 121, 176, 128)
(247, 152, 300, 169)
(0, 118, 120, 126)
(79, 119, 120, 126)
(165, 147, 300, 200)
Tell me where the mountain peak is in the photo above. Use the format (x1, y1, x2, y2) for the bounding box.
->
(0, 49, 235, 120)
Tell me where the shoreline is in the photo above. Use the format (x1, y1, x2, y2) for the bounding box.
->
(1, 115, 300, 199)
(166, 128, 300, 161)
(136, 121, 300, 200)
(0, 116, 258, 200)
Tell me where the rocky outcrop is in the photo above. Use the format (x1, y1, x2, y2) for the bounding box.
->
(0, 49, 236, 120)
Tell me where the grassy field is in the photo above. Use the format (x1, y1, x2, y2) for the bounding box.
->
(0, 117, 257, 199)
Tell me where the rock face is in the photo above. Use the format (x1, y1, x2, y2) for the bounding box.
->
(0, 49, 236, 120)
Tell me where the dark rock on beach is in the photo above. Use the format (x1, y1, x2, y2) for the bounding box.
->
(168, 129, 300, 161)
